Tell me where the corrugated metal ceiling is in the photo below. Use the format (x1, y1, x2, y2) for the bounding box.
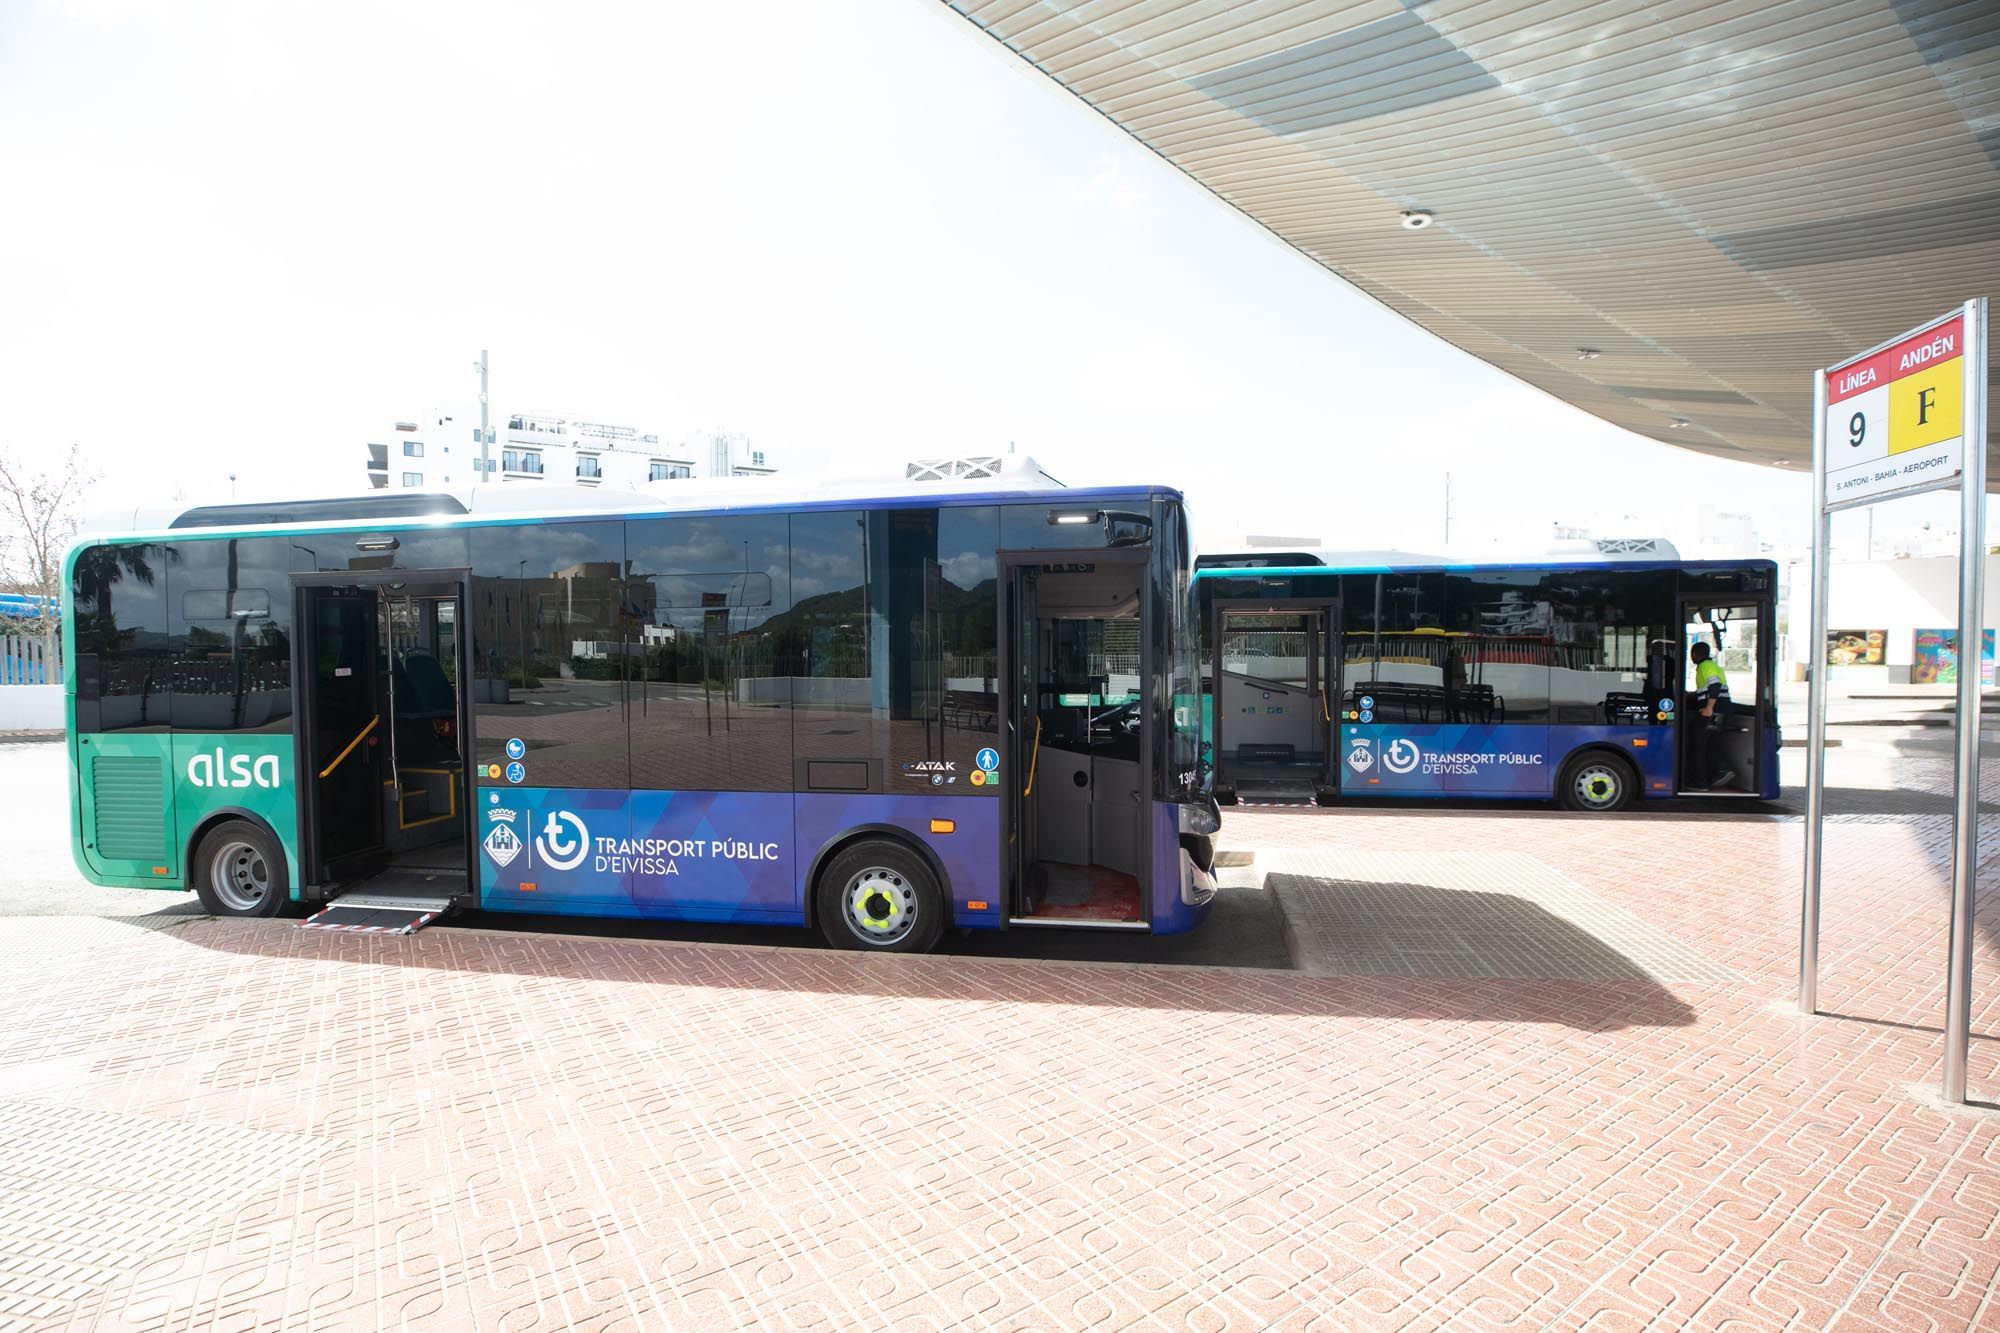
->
(942, 0, 2000, 473)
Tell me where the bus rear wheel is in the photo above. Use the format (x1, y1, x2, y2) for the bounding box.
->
(192, 820, 288, 918)
(1559, 753, 1637, 814)
(816, 839, 945, 953)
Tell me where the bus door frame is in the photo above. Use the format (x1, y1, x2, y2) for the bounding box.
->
(1208, 596, 1339, 799)
(997, 547, 1155, 925)
(1673, 592, 1773, 799)
(291, 568, 475, 893)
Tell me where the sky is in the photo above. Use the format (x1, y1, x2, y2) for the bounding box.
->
(1, 0, 1945, 558)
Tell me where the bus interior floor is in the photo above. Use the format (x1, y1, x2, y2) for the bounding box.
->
(336, 858, 467, 900)
(1029, 862, 1141, 922)
(385, 847, 467, 874)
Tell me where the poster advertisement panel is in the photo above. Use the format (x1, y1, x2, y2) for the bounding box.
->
(1825, 630, 1886, 666)
(1911, 628, 1996, 686)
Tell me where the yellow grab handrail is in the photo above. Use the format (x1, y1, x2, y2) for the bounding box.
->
(1022, 716, 1043, 796)
(319, 716, 379, 779)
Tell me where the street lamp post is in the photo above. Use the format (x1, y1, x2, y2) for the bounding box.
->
(476, 350, 492, 482)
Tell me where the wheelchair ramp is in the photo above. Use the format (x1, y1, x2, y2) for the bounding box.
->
(1231, 779, 1320, 808)
(300, 891, 453, 935)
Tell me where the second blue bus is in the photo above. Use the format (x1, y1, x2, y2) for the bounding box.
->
(1194, 549, 1779, 811)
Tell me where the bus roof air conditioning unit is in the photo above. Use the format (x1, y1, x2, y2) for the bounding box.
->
(1591, 537, 1680, 559)
(902, 454, 1065, 488)
(907, 456, 1005, 481)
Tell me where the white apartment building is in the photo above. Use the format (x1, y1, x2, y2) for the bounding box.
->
(365, 406, 775, 491)
(703, 431, 776, 480)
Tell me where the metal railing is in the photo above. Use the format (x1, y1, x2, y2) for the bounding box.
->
(1, 634, 61, 686)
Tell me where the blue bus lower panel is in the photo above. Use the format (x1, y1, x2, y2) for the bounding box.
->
(1148, 801, 1210, 935)
(795, 793, 1002, 928)
(1336, 724, 1678, 799)
(476, 786, 1003, 925)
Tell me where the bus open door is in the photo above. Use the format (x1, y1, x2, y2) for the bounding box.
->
(1675, 600, 1774, 799)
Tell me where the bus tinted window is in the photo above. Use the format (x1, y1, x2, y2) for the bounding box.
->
(470, 521, 629, 789)
(781, 507, 1001, 794)
(1443, 571, 1550, 724)
(1548, 569, 1676, 725)
(1344, 573, 1447, 722)
(71, 542, 174, 732)
(168, 537, 294, 733)
(627, 513, 792, 792)
(788, 511, 875, 783)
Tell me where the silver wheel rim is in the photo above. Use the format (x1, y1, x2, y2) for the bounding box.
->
(1574, 764, 1622, 810)
(209, 839, 270, 912)
(842, 866, 915, 946)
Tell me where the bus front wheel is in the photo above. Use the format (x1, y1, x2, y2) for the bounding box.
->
(816, 839, 945, 953)
(1558, 753, 1637, 814)
(191, 819, 289, 917)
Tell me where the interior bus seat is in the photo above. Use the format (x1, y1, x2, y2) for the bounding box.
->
(391, 651, 460, 766)
(398, 651, 455, 714)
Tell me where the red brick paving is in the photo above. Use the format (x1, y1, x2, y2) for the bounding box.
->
(1, 804, 1996, 1330)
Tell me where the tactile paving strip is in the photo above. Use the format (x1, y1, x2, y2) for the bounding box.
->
(1267, 847, 1738, 982)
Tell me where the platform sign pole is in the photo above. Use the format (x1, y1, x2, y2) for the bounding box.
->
(1943, 296, 1987, 1105)
(1801, 368, 1831, 1016)
(1804, 298, 1986, 1105)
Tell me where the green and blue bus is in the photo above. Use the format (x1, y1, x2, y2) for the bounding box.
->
(1195, 548, 1779, 812)
(64, 477, 1219, 947)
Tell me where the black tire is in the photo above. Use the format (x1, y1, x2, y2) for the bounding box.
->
(1557, 752, 1637, 814)
(815, 838, 946, 953)
(191, 819, 289, 917)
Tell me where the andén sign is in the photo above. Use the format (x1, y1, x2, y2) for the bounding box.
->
(187, 749, 280, 789)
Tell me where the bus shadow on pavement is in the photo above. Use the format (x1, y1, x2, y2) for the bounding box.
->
(1268, 873, 1707, 1032)
(164, 883, 1692, 1029)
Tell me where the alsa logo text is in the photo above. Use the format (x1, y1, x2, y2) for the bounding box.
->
(187, 750, 281, 789)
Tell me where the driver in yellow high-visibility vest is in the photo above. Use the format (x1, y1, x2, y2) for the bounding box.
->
(1689, 643, 1736, 790)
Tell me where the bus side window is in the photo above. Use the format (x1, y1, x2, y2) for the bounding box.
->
(470, 521, 630, 791)
(71, 542, 174, 733)
(625, 514, 792, 794)
(168, 537, 294, 734)
(1546, 569, 1674, 726)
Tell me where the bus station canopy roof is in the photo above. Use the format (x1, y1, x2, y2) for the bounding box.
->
(945, 1, 2000, 476)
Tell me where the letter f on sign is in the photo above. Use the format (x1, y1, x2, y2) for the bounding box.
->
(1919, 386, 1937, 426)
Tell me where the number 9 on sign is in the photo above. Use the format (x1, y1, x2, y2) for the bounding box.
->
(1828, 383, 1887, 473)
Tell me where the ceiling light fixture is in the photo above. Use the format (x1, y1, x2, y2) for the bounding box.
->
(1400, 209, 1434, 231)
(1667, 418, 1689, 429)
(1576, 349, 1600, 361)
